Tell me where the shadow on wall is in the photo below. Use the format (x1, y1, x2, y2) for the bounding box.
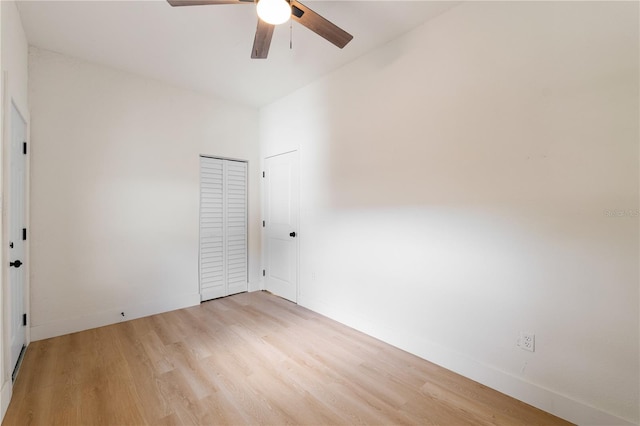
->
(308, 1, 639, 422)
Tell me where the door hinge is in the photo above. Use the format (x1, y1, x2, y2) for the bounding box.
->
(22, 228, 27, 241)
(262, 269, 266, 277)
(262, 220, 265, 227)
(262, 171, 265, 178)
(23, 142, 27, 155)
(22, 313, 27, 326)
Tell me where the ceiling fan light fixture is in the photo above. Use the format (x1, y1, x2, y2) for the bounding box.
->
(256, 0, 291, 25)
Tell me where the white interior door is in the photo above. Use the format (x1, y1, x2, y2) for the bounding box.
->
(264, 151, 299, 303)
(199, 157, 248, 302)
(9, 102, 26, 377)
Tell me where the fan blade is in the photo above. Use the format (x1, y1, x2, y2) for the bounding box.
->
(167, 0, 253, 6)
(290, 0, 353, 49)
(251, 19, 275, 59)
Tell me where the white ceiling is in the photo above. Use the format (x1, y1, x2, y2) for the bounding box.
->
(17, 0, 459, 107)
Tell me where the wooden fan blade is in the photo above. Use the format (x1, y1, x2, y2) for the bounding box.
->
(251, 19, 275, 59)
(290, 0, 353, 49)
(167, 0, 253, 6)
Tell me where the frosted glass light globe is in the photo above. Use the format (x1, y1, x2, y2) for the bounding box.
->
(257, 0, 291, 25)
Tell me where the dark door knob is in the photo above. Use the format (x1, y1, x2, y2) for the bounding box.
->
(10, 260, 22, 268)
(289, 232, 296, 238)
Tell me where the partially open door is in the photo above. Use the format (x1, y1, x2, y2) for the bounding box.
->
(264, 151, 299, 303)
(9, 102, 27, 380)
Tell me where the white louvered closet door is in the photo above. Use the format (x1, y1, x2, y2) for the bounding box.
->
(200, 157, 225, 301)
(199, 157, 248, 302)
(225, 161, 248, 296)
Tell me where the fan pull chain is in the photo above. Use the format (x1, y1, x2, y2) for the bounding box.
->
(290, 20, 293, 50)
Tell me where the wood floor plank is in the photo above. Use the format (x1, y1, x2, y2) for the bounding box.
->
(112, 321, 173, 423)
(3, 291, 573, 426)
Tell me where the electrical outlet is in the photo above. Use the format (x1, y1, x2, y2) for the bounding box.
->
(518, 332, 535, 352)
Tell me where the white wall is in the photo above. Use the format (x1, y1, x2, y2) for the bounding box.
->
(28, 47, 260, 340)
(260, 2, 639, 424)
(1, 1, 27, 115)
(0, 0, 29, 420)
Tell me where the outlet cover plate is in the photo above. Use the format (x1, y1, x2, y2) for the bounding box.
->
(518, 332, 535, 352)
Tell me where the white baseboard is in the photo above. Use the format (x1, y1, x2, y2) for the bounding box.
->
(248, 280, 263, 292)
(30, 292, 200, 341)
(298, 296, 635, 426)
(0, 379, 12, 423)
(249, 279, 264, 292)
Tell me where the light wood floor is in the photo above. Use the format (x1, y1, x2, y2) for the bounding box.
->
(3, 291, 572, 425)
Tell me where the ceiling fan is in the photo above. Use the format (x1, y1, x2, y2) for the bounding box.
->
(167, 0, 353, 59)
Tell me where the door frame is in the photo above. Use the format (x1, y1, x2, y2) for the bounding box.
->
(262, 150, 300, 303)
